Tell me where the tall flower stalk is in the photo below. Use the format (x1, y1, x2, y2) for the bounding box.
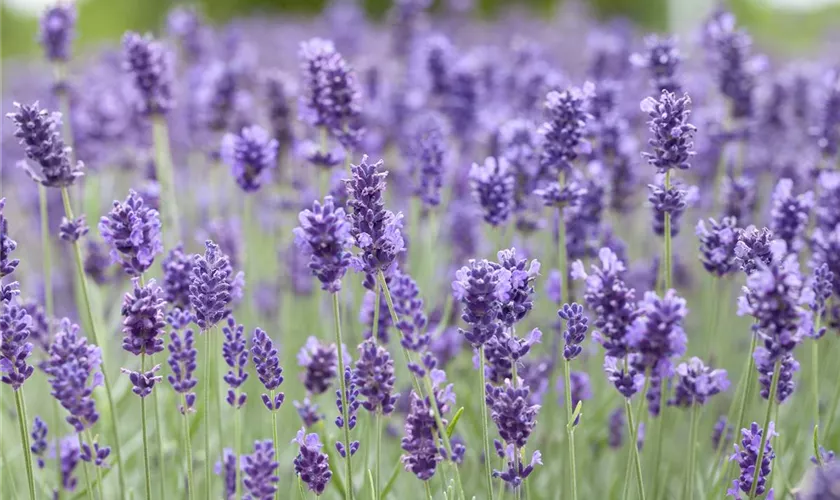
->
(167, 309, 197, 500)
(559, 303, 589, 500)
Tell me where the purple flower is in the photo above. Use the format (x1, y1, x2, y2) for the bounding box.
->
(493, 442, 542, 488)
(627, 290, 688, 375)
(648, 182, 688, 237)
(706, 11, 758, 120)
(190, 240, 234, 330)
(293, 429, 332, 495)
(556, 371, 592, 425)
(770, 179, 813, 252)
(166, 6, 208, 63)
(734, 226, 775, 276)
(721, 176, 757, 225)
(754, 351, 799, 404)
(39, 4, 76, 62)
(608, 407, 624, 449)
(334, 368, 360, 458)
(390, 267, 429, 352)
(486, 379, 540, 448)
(345, 156, 405, 275)
(46, 319, 103, 432)
(0, 198, 19, 278)
(161, 245, 193, 309)
(294, 398, 323, 428)
(534, 180, 587, 209)
(712, 416, 734, 451)
(728, 422, 776, 499)
(811, 446, 835, 465)
(406, 112, 447, 207)
(195, 61, 238, 132)
(242, 440, 279, 500)
(572, 247, 639, 358)
(816, 71, 840, 158)
(0, 301, 34, 390)
(631, 35, 681, 94)
(122, 32, 174, 115)
(60, 436, 81, 491)
(811, 226, 840, 300)
(58, 216, 88, 243)
(559, 302, 589, 360)
(221, 126, 278, 193)
(215, 448, 238, 500)
(807, 263, 833, 324)
(800, 461, 840, 500)
(452, 259, 511, 347)
(121, 364, 162, 398)
(80, 439, 111, 468)
(263, 71, 293, 148)
(167, 308, 197, 413)
(84, 240, 114, 285)
(640, 90, 696, 173)
(99, 190, 163, 276)
(400, 370, 454, 480)
(442, 58, 479, 139)
(121, 278, 166, 356)
(353, 339, 398, 414)
(222, 316, 248, 408)
(668, 357, 730, 407)
(469, 156, 515, 227)
(604, 356, 645, 398)
(6, 102, 84, 188)
(415, 34, 453, 97)
(696, 217, 739, 277)
(251, 328, 284, 411)
(30, 416, 48, 469)
(538, 85, 592, 177)
(497, 248, 540, 327)
(297, 337, 342, 396)
(293, 196, 353, 294)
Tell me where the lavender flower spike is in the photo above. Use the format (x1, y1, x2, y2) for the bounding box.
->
(166, 308, 197, 413)
(298, 336, 343, 395)
(669, 357, 730, 407)
(189, 240, 234, 331)
(221, 125, 278, 193)
(559, 303, 589, 361)
(121, 277, 166, 356)
(696, 217, 739, 277)
(728, 422, 776, 499)
(121, 364, 162, 398)
(293, 428, 332, 495)
(59, 216, 89, 243)
(0, 198, 19, 278)
(0, 301, 34, 390)
(251, 328, 284, 411)
(353, 339, 398, 414)
(242, 440, 279, 500)
(627, 289, 688, 376)
(452, 259, 511, 347)
(39, 4, 76, 62)
(770, 178, 813, 253)
(538, 84, 592, 177)
(293, 196, 353, 293)
(604, 357, 645, 398)
(162, 245, 193, 309)
(46, 319, 103, 432)
(122, 32, 174, 115)
(30, 416, 48, 469)
(99, 190, 163, 276)
(640, 90, 696, 173)
(469, 156, 515, 227)
(222, 316, 249, 408)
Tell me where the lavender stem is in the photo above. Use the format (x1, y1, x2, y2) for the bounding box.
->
(332, 292, 355, 500)
(271, 390, 279, 500)
(181, 394, 195, 500)
(152, 354, 166, 500)
(76, 432, 94, 500)
(14, 390, 35, 500)
(748, 362, 781, 498)
(151, 116, 181, 249)
(203, 330, 211, 500)
(141, 353, 152, 500)
(562, 358, 578, 500)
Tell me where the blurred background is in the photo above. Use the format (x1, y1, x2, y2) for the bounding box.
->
(3, 0, 840, 61)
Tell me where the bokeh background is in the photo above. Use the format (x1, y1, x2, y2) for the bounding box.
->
(4, 0, 840, 62)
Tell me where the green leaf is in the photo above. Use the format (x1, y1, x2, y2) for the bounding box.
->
(447, 407, 464, 438)
(380, 460, 402, 498)
(368, 469, 376, 500)
(567, 401, 583, 432)
(813, 425, 823, 466)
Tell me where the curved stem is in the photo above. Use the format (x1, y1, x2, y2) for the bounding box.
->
(84, 428, 104, 500)
(478, 347, 496, 500)
(625, 398, 646, 500)
(203, 330, 211, 500)
(38, 185, 54, 328)
(663, 170, 673, 293)
(372, 280, 381, 343)
(826, 356, 840, 436)
(424, 481, 433, 500)
(623, 366, 651, 500)
(182, 396, 196, 500)
(686, 405, 700, 500)
(562, 359, 578, 500)
(271, 392, 279, 500)
(557, 172, 569, 304)
(812, 315, 822, 444)
(77, 432, 94, 500)
(748, 361, 780, 498)
(14, 390, 36, 500)
(375, 411, 382, 500)
(234, 407, 242, 500)
(152, 354, 166, 500)
(61, 187, 126, 499)
(141, 354, 152, 500)
(333, 292, 355, 500)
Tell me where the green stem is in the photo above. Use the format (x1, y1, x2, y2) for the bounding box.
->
(663, 170, 673, 293)
(623, 366, 651, 500)
(333, 292, 355, 500)
(707, 278, 722, 358)
(748, 361, 780, 498)
(84, 428, 105, 500)
(151, 115, 181, 248)
(686, 405, 700, 500)
(557, 172, 569, 304)
(212, 329, 224, 481)
(625, 398, 647, 500)
(60, 186, 126, 499)
(478, 347, 496, 500)
(203, 330, 212, 500)
(271, 391, 280, 500)
(826, 356, 840, 436)
(235, 407, 242, 500)
(375, 411, 382, 500)
(51, 391, 63, 499)
(372, 279, 381, 343)
(562, 359, 578, 500)
(14, 389, 36, 500)
(141, 354, 152, 500)
(38, 185, 54, 326)
(182, 396, 196, 500)
(152, 354, 166, 500)
(77, 432, 95, 500)
(812, 315, 822, 443)
(651, 378, 668, 500)
(424, 481, 433, 500)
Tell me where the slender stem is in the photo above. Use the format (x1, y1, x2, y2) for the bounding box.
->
(39, 185, 54, 325)
(298, 477, 308, 500)
(735, 335, 759, 436)
(141, 354, 152, 500)
(663, 170, 673, 293)
(557, 171, 569, 304)
(151, 115, 181, 248)
(707, 278, 722, 358)
(375, 411, 382, 500)
(651, 378, 668, 500)
(235, 407, 242, 500)
(686, 405, 700, 500)
(271, 393, 279, 500)
(623, 366, 651, 500)
(333, 292, 355, 500)
(152, 354, 166, 500)
(625, 398, 646, 500)
(60, 187, 127, 499)
(562, 359, 578, 500)
(424, 481, 433, 500)
(84, 428, 104, 500)
(51, 391, 63, 499)
(812, 315, 822, 443)
(372, 280, 381, 343)
(826, 355, 840, 434)
(212, 330, 224, 482)
(14, 390, 36, 500)
(203, 330, 211, 500)
(182, 396, 195, 500)
(77, 432, 95, 500)
(748, 361, 781, 498)
(478, 347, 496, 500)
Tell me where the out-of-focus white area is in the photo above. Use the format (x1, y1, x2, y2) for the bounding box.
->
(768, 0, 840, 10)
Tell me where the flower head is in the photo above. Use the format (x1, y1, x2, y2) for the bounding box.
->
(669, 357, 730, 407)
(99, 190, 163, 276)
(604, 356, 645, 398)
(167, 308, 197, 413)
(696, 217, 739, 277)
(0, 301, 34, 391)
(627, 289, 688, 375)
(222, 316, 248, 408)
(221, 126, 278, 193)
(770, 179, 813, 252)
(559, 302, 589, 360)
(406, 112, 447, 207)
(59, 216, 88, 243)
(46, 319, 103, 432)
(470, 157, 515, 227)
(121, 278, 166, 356)
(293, 429, 332, 495)
(189, 240, 234, 330)
(486, 379, 540, 448)
(242, 440, 279, 500)
(120, 364, 162, 398)
(452, 259, 511, 347)
(334, 367, 360, 458)
(728, 422, 776, 498)
(0, 198, 19, 279)
(496, 248, 540, 327)
(538, 85, 592, 176)
(30, 416, 49, 468)
(631, 35, 681, 94)
(640, 90, 696, 173)
(293, 196, 353, 293)
(734, 226, 775, 276)
(297, 337, 343, 395)
(353, 339, 398, 414)
(251, 328, 284, 411)
(162, 245, 193, 309)
(122, 32, 174, 115)
(39, 4, 76, 62)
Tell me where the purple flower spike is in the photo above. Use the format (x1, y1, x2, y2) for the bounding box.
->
(696, 217, 739, 277)
(770, 179, 813, 253)
(631, 35, 681, 94)
(406, 112, 447, 207)
(345, 156, 405, 276)
(627, 289, 688, 376)
(728, 422, 776, 499)
(559, 303, 589, 361)
(30, 416, 48, 469)
(493, 442, 542, 488)
(222, 316, 248, 408)
(293, 428, 332, 495)
(800, 461, 840, 500)
(401, 393, 442, 480)
(669, 357, 730, 407)
(353, 339, 398, 414)
(648, 182, 688, 237)
(215, 448, 238, 500)
(538, 85, 592, 177)
(99, 190, 163, 276)
(754, 351, 799, 404)
(59, 216, 88, 243)
(221, 125, 278, 193)
(390, 267, 429, 352)
(712, 416, 734, 451)
(608, 407, 624, 449)
(486, 379, 540, 449)
(334, 368, 360, 458)
(734, 226, 775, 276)
(122, 32, 174, 115)
(297, 336, 342, 396)
(121, 278, 166, 356)
(294, 398, 324, 428)
(705, 11, 758, 120)
(497, 248, 540, 327)
(80, 440, 111, 468)
(0, 301, 34, 390)
(293, 196, 353, 294)
(39, 4, 76, 62)
(6, 102, 84, 188)
(604, 356, 644, 399)
(60, 436, 81, 491)
(0, 198, 19, 279)
(640, 90, 696, 173)
(469, 156, 515, 227)
(162, 244, 193, 309)
(242, 440, 279, 500)
(251, 328, 284, 411)
(452, 259, 511, 347)
(189, 240, 234, 331)
(121, 364, 162, 398)
(167, 308, 197, 413)
(46, 319, 103, 432)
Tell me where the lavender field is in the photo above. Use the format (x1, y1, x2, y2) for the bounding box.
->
(2, 1, 840, 499)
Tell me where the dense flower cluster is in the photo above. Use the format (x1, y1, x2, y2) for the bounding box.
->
(222, 316, 249, 408)
(668, 357, 730, 407)
(221, 126, 279, 193)
(251, 328, 285, 411)
(45, 319, 103, 431)
(190, 240, 234, 330)
(728, 422, 776, 499)
(99, 190, 163, 276)
(293, 196, 353, 293)
(470, 157, 515, 226)
(293, 429, 332, 495)
(122, 32, 174, 115)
